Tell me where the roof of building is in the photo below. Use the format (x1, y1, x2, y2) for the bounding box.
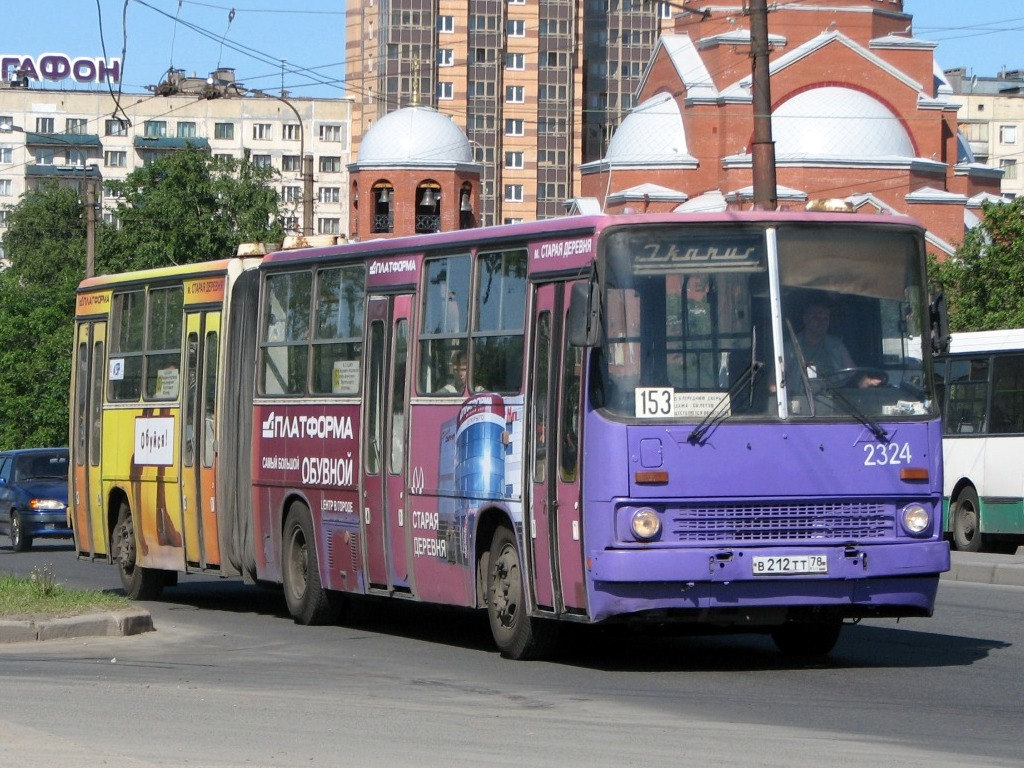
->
(357, 107, 472, 166)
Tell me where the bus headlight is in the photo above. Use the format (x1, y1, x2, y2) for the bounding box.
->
(631, 508, 661, 541)
(901, 503, 930, 535)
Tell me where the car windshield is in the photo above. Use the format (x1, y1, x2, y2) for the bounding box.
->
(592, 222, 936, 422)
(14, 453, 69, 481)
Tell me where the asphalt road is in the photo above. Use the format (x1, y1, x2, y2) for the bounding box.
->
(1, 543, 1022, 768)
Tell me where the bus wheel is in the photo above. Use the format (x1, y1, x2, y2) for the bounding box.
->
(10, 511, 32, 552)
(953, 487, 983, 553)
(112, 501, 164, 600)
(771, 620, 842, 657)
(486, 526, 557, 660)
(282, 502, 341, 626)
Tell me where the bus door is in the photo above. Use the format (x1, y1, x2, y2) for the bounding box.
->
(180, 310, 221, 569)
(529, 282, 587, 614)
(71, 320, 107, 556)
(361, 294, 413, 591)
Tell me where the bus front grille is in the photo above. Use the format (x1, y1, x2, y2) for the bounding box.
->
(669, 503, 894, 543)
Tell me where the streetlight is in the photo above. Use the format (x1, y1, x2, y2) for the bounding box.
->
(247, 88, 314, 236)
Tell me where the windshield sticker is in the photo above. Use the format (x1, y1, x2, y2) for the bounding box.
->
(635, 388, 729, 419)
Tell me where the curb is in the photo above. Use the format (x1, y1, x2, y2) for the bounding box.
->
(0, 608, 153, 644)
(944, 551, 1024, 588)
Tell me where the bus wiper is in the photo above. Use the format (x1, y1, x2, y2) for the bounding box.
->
(688, 360, 764, 445)
(819, 378, 890, 443)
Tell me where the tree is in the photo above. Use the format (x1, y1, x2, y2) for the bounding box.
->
(101, 147, 284, 273)
(0, 149, 285, 449)
(932, 197, 1024, 331)
(0, 183, 85, 448)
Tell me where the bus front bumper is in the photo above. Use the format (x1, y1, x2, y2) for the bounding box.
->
(586, 540, 950, 624)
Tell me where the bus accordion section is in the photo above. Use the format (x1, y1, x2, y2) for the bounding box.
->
(72, 213, 949, 660)
(70, 257, 262, 599)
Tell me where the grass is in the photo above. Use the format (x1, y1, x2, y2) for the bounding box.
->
(0, 565, 132, 620)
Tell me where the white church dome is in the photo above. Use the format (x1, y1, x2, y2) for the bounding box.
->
(604, 92, 692, 165)
(358, 107, 472, 166)
(772, 86, 914, 160)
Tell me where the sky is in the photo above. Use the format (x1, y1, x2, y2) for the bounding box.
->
(0, 0, 1021, 99)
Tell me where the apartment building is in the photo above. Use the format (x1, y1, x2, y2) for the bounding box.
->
(0, 70, 354, 252)
(946, 68, 1024, 199)
(345, 0, 674, 226)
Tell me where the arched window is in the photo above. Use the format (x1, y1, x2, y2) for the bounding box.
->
(459, 181, 475, 229)
(372, 181, 394, 233)
(415, 181, 441, 234)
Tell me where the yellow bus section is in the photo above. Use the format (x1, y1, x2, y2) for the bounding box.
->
(104, 406, 187, 573)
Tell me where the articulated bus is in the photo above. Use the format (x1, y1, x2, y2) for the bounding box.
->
(935, 329, 1024, 553)
(71, 212, 949, 659)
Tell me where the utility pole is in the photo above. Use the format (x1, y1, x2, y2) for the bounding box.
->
(85, 179, 96, 278)
(302, 154, 314, 236)
(749, 0, 778, 211)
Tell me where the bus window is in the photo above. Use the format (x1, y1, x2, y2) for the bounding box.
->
(182, 333, 199, 465)
(560, 345, 582, 482)
(312, 265, 365, 395)
(109, 290, 145, 401)
(946, 357, 989, 434)
(389, 319, 408, 474)
(532, 312, 551, 484)
(75, 341, 89, 464)
(89, 340, 103, 466)
(419, 255, 470, 394)
(990, 354, 1024, 434)
(202, 331, 218, 467)
(365, 320, 385, 475)
(261, 271, 312, 395)
(473, 249, 527, 393)
(145, 286, 184, 400)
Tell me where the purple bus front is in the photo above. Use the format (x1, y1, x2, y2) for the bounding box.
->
(575, 217, 949, 654)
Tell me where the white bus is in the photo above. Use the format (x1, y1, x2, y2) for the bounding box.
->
(936, 329, 1024, 553)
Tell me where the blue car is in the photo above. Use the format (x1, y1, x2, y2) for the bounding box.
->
(0, 448, 72, 552)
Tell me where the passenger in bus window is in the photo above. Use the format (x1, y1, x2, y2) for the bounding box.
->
(437, 349, 468, 394)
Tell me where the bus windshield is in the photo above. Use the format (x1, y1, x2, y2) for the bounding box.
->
(595, 223, 936, 422)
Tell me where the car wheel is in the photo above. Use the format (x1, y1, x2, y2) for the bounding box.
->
(10, 511, 32, 552)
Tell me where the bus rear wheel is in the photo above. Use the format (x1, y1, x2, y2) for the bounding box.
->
(282, 502, 341, 625)
(953, 487, 983, 553)
(485, 525, 557, 660)
(112, 501, 164, 600)
(771, 619, 842, 657)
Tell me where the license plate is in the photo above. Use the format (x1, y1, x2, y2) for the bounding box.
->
(752, 554, 828, 576)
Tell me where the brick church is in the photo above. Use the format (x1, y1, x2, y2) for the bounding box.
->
(574, 0, 1005, 257)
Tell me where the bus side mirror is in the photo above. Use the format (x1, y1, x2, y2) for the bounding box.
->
(930, 291, 949, 355)
(567, 282, 601, 348)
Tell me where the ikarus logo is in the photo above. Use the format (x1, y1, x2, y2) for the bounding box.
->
(261, 411, 354, 440)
